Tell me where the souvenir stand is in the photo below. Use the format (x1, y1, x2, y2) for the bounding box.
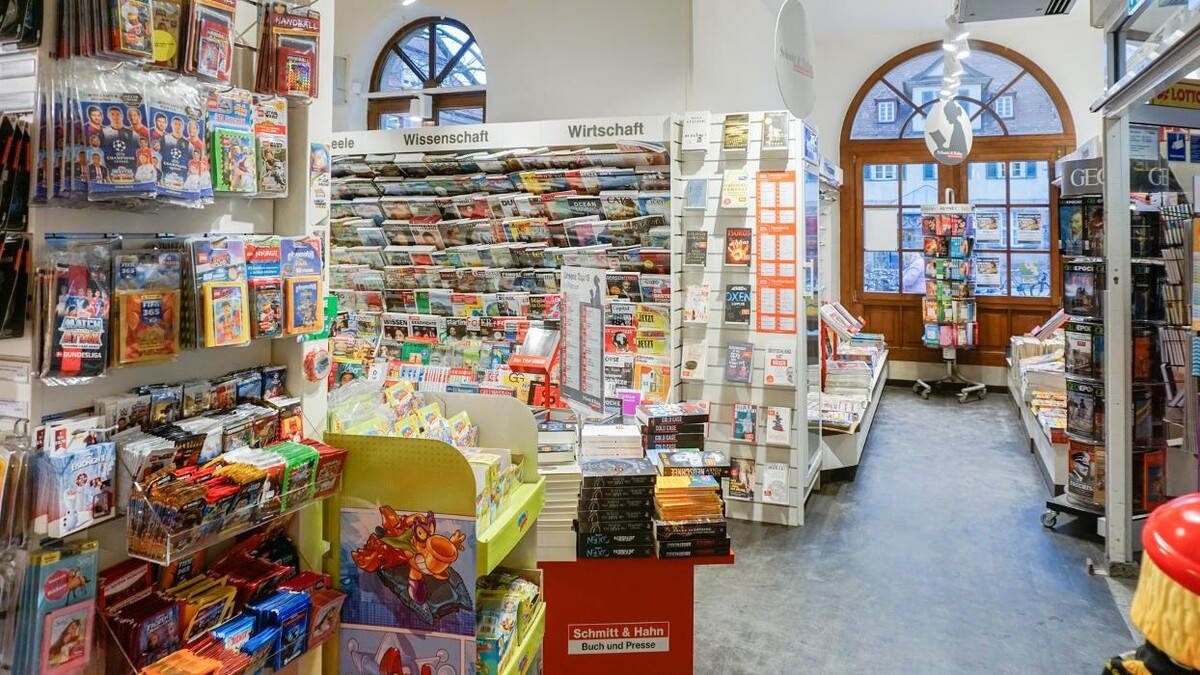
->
(674, 110, 819, 527)
(1091, 0, 1200, 564)
(0, 0, 339, 672)
(913, 196, 986, 404)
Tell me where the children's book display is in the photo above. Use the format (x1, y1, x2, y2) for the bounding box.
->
(35, 234, 324, 385)
(35, 59, 294, 208)
(94, 525, 345, 672)
(323, 392, 547, 675)
(326, 142, 675, 412)
(920, 205, 976, 348)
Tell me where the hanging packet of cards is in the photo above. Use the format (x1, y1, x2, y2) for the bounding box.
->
(107, 0, 155, 61)
(40, 237, 116, 384)
(75, 62, 158, 201)
(256, 2, 320, 102)
(112, 248, 184, 366)
(147, 73, 208, 207)
(189, 236, 250, 348)
(150, 0, 184, 69)
(185, 0, 236, 84)
(252, 95, 288, 198)
(207, 88, 257, 194)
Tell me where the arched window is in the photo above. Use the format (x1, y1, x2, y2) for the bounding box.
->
(841, 41, 1076, 367)
(369, 18, 486, 129)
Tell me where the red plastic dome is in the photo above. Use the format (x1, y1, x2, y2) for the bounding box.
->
(1143, 492, 1200, 597)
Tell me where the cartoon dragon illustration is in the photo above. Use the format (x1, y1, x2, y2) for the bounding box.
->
(351, 507, 467, 605)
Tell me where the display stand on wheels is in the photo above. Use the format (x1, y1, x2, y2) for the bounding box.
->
(914, 194, 985, 404)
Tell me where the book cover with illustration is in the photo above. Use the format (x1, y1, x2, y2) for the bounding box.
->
(339, 506, 475, 675)
(681, 340, 708, 380)
(720, 169, 750, 209)
(724, 341, 754, 383)
(724, 284, 752, 325)
(683, 284, 711, 323)
(633, 355, 671, 404)
(764, 406, 792, 446)
(722, 113, 750, 151)
(728, 457, 756, 501)
(763, 345, 796, 387)
(724, 227, 753, 266)
(731, 403, 758, 443)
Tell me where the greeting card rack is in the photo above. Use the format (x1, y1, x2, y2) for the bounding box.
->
(672, 111, 818, 526)
(322, 392, 546, 675)
(914, 195, 985, 404)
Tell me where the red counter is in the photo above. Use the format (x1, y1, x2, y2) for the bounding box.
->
(539, 554, 735, 674)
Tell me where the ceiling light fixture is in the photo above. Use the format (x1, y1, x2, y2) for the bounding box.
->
(402, 0, 418, 5)
(945, 16, 969, 42)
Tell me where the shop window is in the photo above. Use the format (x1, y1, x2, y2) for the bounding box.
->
(369, 18, 487, 130)
(878, 100, 897, 123)
(842, 40, 1076, 366)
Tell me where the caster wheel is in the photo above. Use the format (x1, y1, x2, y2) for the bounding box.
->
(1041, 511, 1057, 528)
(912, 384, 922, 394)
(978, 390, 988, 400)
(957, 393, 968, 404)
(920, 392, 930, 400)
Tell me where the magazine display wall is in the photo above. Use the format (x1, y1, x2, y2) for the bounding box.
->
(0, 1, 338, 672)
(324, 116, 675, 413)
(674, 111, 817, 527)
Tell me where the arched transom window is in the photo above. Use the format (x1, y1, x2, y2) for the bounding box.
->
(369, 18, 486, 129)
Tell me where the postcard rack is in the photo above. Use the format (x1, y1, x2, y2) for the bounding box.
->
(322, 392, 546, 675)
(915, 196, 985, 403)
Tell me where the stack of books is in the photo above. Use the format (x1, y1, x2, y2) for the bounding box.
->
(638, 403, 729, 480)
(654, 475, 731, 558)
(536, 419, 581, 561)
(579, 424, 644, 460)
(824, 361, 873, 395)
(577, 458, 657, 559)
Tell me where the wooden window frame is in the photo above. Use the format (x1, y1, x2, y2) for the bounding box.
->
(840, 40, 1076, 367)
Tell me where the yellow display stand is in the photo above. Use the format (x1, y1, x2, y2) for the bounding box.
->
(322, 393, 545, 675)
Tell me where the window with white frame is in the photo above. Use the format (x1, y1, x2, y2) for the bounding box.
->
(878, 100, 896, 123)
(995, 94, 1014, 119)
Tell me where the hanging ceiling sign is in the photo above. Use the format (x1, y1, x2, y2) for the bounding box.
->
(924, 99, 973, 165)
(774, 0, 816, 119)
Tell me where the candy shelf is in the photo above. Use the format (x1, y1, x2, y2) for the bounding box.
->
(126, 479, 341, 565)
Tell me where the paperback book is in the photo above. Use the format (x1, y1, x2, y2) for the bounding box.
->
(724, 284, 752, 325)
(684, 230, 709, 266)
(724, 341, 754, 383)
(763, 345, 796, 387)
(732, 403, 758, 443)
(720, 169, 750, 209)
(728, 457, 756, 501)
(681, 340, 708, 380)
(760, 462, 790, 505)
(764, 406, 792, 446)
(684, 179, 708, 210)
(722, 113, 750, 151)
(724, 227, 753, 266)
(683, 284, 711, 323)
(681, 111, 711, 152)
(762, 112, 789, 152)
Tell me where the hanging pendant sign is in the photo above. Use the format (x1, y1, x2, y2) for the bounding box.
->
(924, 99, 973, 165)
(774, 0, 816, 119)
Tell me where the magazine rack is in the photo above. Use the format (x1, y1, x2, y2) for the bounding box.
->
(915, 193, 985, 404)
(321, 393, 546, 675)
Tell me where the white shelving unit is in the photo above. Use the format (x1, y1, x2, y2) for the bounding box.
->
(821, 350, 890, 477)
(1006, 361, 1068, 495)
(671, 112, 817, 527)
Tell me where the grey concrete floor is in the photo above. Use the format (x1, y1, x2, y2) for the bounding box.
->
(694, 386, 1136, 674)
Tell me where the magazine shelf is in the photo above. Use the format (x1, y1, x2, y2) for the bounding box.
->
(126, 480, 341, 566)
(821, 350, 890, 479)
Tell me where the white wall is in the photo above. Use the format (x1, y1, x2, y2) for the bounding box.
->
(333, 0, 688, 130)
(333, 0, 1106, 307)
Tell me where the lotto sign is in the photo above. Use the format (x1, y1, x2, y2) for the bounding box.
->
(568, 622, 671, 654)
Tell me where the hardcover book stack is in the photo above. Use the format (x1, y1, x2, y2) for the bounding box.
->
(637, 403, 730, 480)
(579, 424, 644, 460)
(536, 419, 582, 560)
(654, 475, 731, 559)
(577, 458, 658, 559)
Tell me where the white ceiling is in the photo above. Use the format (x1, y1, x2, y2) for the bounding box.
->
(794, 0, 1080, 40)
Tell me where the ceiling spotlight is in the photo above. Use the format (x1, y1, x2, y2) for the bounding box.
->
(942, 42, 957, 52)
(940, 88, 953, 98)
(945, 16, 969, 42)
(402, 0, 418, 5)
(957, 44, 971, 59)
